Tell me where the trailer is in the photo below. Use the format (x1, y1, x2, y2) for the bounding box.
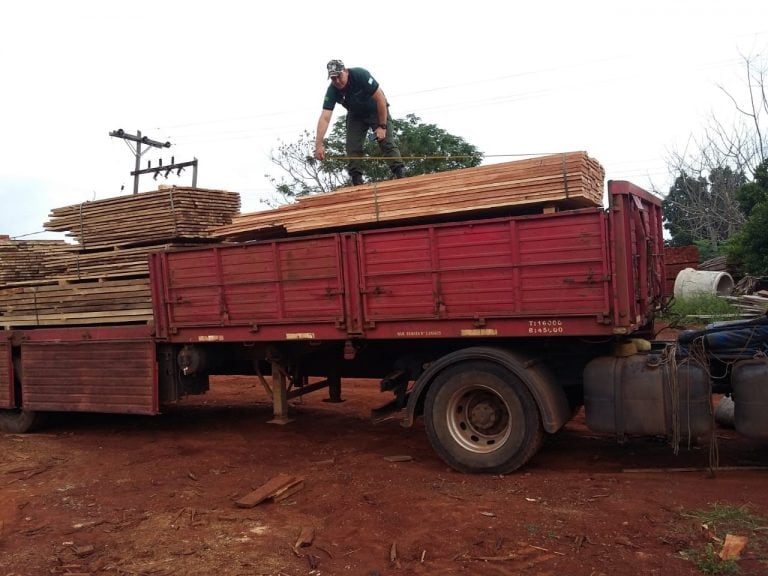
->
(2, 179, 766, 473)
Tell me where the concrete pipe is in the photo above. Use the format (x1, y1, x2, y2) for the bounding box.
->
(673, 267, 734, 298)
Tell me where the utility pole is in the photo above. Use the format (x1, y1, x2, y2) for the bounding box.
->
(109, 129, 171, 194)
(133, 157, 199, 187)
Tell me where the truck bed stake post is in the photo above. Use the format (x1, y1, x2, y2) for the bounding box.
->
(267, 368, 293, 425)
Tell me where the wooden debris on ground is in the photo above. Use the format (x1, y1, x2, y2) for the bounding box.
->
(390, 542, 401, 568)
(72, 544, 95, 558)
(234, 473, 304, 508)
(719, 534, 748, 560)
(383, 455, 413, 463)
(731, 275, 765, 296)
(273, 479, 305, 502)
(293, 526, 315, 555)
(722, 290, 768, 317)
(212, 151, 605, 241)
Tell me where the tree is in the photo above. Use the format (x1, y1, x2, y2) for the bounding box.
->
(266, 114, 482, 202)
(662, 166, 746, 249)
(662, 173, 702, 247)
(736, 160, 768, 216)
(663, 53, 767, 254)
(727, 159, 768, 275)
(667, 54, 767, 185)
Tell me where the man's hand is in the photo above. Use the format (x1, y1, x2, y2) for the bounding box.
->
(374, 126, 386, 142)
(314, 145, 325, 161)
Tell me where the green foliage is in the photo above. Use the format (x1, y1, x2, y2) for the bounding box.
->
(391, 113, 483, 175)
(726, 201, 768, 276)
(682, 503, 763, 527)
(524, 522, 539, 534)
(726, 159, 768, 276)
(693, 239, 724, 263)
(681, 543, 740, 575)
(662, 168, 746, 248)
(736, 182, 767, 216)
(677, 503, 768, 575)
(265, 130, 349, 202)
(663, 172, 703, 246)
(663, 295, 740, 325)
(266, 114, 482, 201)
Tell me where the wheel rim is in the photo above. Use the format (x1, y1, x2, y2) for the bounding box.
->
(445, 384, 511, 454)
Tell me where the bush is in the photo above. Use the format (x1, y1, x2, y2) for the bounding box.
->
(663, 295, 740, 325)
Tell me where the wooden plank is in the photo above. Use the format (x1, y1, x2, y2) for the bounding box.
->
(44, 186, 241, 248)
(211, 152, 605, 240)
(235, 473, 298, 508)
(1, 187, 241, 328)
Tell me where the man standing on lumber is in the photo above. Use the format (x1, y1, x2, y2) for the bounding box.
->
(315, 60, 406, 186)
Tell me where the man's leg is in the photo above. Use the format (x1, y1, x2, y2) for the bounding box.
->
(377, 112, 406, 178)
(346, 114, 368, 185)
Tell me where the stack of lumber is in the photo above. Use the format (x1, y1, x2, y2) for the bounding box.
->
(52, 243, 203, 281)
(699, 256, 728, 272)
(0, 237, 70, 284)
(212, 151, 605, 241)
(45, 186, 241, 249)
(723, 291, 768, 317)
(723, 277, 768, 318)
(0, 277, 153, 328)
(1, 186, 241, 328)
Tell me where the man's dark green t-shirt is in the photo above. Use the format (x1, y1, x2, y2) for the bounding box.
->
(322, 67, 380, 116)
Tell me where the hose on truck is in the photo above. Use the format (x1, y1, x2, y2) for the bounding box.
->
(655, 341, 720, 472)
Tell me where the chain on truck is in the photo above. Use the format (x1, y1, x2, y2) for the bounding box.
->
(1, 177, 767, 474)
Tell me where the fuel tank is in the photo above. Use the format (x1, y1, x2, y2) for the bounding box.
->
(584, 350, 711, 439)
(732, 358, 768, 440)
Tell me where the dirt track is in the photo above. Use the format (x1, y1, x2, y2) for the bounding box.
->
(1, 376, 767, 576)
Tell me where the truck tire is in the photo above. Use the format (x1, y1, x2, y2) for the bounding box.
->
(424, 361, 544, 474)
(0, 409, 44, 433)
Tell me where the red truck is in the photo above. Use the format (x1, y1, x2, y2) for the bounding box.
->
(1, 180, 764, 473)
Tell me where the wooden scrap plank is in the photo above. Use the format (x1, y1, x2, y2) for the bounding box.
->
(234, 473, 298, 508)
(294, 526, 315, 550)
(273, 479, 305, 502)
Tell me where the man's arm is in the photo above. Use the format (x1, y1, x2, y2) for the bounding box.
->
(315, 109, 333, 160)
(372, 88, 389, 141)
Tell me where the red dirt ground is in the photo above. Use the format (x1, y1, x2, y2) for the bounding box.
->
(1, 375, 767, 576)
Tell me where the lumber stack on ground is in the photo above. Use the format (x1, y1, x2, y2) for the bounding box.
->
(44, 186, 241, 249)
(1, 186, 241, 328)
(212, 151, 605, 241)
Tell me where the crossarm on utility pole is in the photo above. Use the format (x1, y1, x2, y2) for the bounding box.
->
(109, 129, 172, 194)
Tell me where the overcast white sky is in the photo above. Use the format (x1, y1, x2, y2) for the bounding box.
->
(1, 1, 766, 240)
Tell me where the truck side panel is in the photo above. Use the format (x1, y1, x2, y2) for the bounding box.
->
(21, 338, 158, 414)
(358, 208, 610, 322)
(152, 182, 663, 341)
(0, 338, 12, 408)
(155, 236, 346, 333)
(607, 181, 666, 332)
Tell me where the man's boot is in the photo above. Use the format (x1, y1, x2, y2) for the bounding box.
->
(351, 172, 364, 186)
(393, 165, 406, 179)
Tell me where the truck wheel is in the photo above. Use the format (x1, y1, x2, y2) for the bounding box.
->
(424, 361, 543, 474)
(0, 409, 44, 433)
